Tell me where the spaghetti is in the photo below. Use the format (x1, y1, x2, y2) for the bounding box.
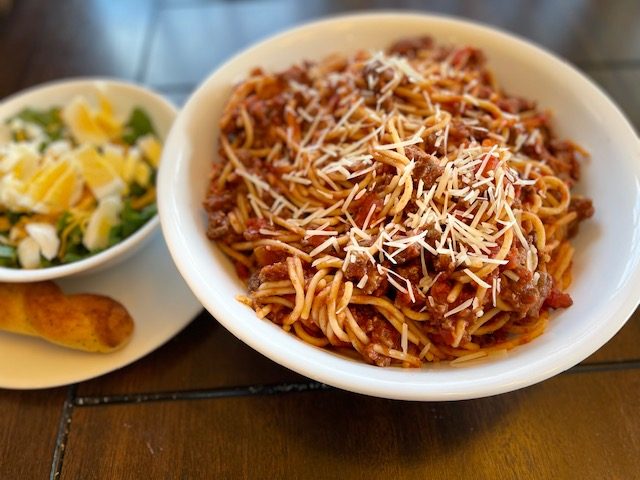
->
(204, 37, 594, 367)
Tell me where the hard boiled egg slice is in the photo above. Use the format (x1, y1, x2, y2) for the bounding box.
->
(25, 222, 59, 260)
(0, 176, 32, 211)
(45, 139, 73, 158)
(83, 195, 122, 251)
(121, 147, 141, 184)
(62, 96, 119, 145)
(27, 158, 73, 202)
(133, 161, 151, 188)
(94, 94, 122, 139)
(0, 143, 39, 180)
(120, 147, 151, 188)
(40, 164, 83, 214)
(102, 144, 126, 178)
(17, 236, 41, 269)
(138, 134, 162, 168)
(75, 146, 126, 200)
(28, 156, 83, 214)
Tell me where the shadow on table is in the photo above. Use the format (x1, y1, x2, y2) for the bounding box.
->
(247, 385, 524, 475)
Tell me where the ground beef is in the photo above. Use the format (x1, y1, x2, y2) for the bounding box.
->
(269, 305, 290, 326)
(430, 275, 452, 302)
(243, 218, 269, 241)
(247, 271, 261, 292)
(362, 344, 390, 367)
(254, 246, 289, 267)
(343, 254, 366, 278)
(393, 242, 421, 264)
(352, 306, 400, 367)
(391, 260, 427, 308)
(361, 60, 395, 94)
(278, 64, 312, 85)
(567, 196, 595, 237)
(388, 36, 433, 58)
(505, 243, 528, 271)
(406, 145, 443, 188)
(473, 84, 494, 100)
(422, 274, 451, 320)
(450, 46, 485, 70)
(206, 211, 230, 240)
(203, 191, 234, 213)
(254, 74, 287, 100)
(396, 261, 421, 285)
(519, 184, 537, 207)
(258, 261, 289, 283)
(447, 118, 474, 145)
(432, 319, 471, 347)
(244, 93, 288, 147)
(203, 184, 236, 241)
(501, 271, 553, 318)
(366, 315, 400, 349)
(496, 95, 535, 114)
(544, 287, 573, 309)
(526, 140, 581, 184)
(351, 192, 382, 229)
(301, 234, 327, 250)
(569, 197, 595, 221)
(344, 253, 388, 296)
(395, 287, 427, 309)
(432, 254, 454, 272)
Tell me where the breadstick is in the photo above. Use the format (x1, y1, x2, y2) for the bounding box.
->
(0, 281, 134, 353)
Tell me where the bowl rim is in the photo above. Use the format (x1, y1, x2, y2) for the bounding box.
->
(0, 77, 177, 282)
(159, 11, 640, 400)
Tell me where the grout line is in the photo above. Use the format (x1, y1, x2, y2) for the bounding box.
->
(49, 384, 77, 480)
(64, 360, 640, 409)
(567, 359, 640, 374)
(74, 381, 330, 406)
(68, 357, 640, 408)
(70, 359, 640, 407)
(134, 1, 162, 84)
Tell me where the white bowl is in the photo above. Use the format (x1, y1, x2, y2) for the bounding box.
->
(0, 78, 177, 283)
(158, 12, 640, 401)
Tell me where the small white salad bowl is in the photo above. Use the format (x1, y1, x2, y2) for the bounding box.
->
(0, 78, 177, 283)
(158, 12, 640, 400)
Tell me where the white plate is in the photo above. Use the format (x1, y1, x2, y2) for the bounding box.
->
(0, 232, 202, 389)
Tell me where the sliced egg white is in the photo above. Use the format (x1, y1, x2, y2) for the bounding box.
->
(102, 143, 125, 159)
(102, 144, 126, 179)
(121, 147, 141, 184)
(25, 223, 60, 260)
(83, 195, 122, 251)
(45, 139, 73, 158)
(0, 143, 39, 180)
(17, 236, 41, 269)
(24, 122, 46, 144)
(0, 176, 33, 211)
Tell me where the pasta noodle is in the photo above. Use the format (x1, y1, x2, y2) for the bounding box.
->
(204, 37, 594, 367)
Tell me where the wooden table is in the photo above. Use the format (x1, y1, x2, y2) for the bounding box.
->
(1, 1, 639, 478)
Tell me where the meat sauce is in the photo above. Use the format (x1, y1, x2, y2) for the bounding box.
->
(203, 36, 594, 365)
